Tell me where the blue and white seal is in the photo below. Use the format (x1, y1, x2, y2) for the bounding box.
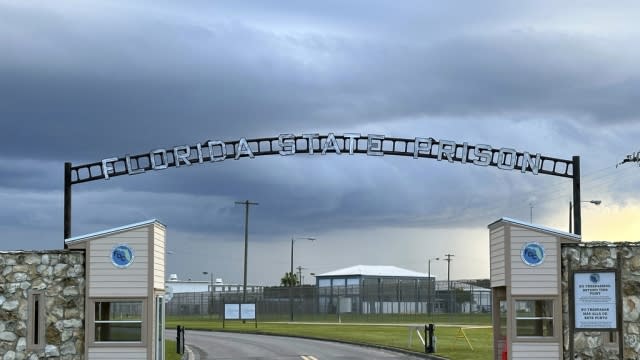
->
(521, 242, 545, 266)
(111, 244, 135, 268)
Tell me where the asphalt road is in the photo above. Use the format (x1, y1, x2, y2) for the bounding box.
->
(182, 330, 427, 360)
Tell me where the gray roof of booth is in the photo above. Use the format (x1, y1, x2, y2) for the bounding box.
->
(317, 265, 427, 278)
(488, 217, 581, 241)
(64, 219, 165, 244)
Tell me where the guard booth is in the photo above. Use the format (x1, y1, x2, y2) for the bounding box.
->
(66, 219, 166, 360)
(489, 217, 579, 360)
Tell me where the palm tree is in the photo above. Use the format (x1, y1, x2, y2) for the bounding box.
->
(280, 272, 299, 287)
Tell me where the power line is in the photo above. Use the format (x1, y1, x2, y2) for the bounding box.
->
(508, 168, 611, 207)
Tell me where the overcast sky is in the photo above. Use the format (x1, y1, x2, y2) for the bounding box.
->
(1, 0, 639, 285)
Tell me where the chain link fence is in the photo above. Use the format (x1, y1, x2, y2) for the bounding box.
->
(167, 280, 491, 322)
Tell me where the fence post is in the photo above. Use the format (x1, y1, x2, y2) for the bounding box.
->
(424, 325, 427, 353)
(182, 326, 186, 354)
(426, 323, 435, 353)
(176, 325, 185, 355)
(176, 326, 181, 354)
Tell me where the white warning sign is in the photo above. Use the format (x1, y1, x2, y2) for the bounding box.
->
(574, 272, 617, 329)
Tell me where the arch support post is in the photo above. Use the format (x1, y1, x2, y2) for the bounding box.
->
(572, 156, 581, 236)
(64, 162, 72, 247)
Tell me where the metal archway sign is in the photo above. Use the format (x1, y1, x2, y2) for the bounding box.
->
(64, 133, 582, 242)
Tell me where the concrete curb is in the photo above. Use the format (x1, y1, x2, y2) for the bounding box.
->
(181, 345, 195, 360)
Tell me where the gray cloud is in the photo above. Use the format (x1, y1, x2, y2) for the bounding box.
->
(1, 1, 640, 283)
(2, 2, 639, 162)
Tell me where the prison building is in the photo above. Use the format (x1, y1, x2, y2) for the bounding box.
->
(315, 265, 432, 314)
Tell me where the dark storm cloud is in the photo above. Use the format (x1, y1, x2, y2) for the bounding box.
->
(1, 0, 639, 264)
(0, 158, 61, 191)
(1, 1, 639, 164)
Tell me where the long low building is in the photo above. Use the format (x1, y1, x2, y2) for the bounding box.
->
(165, 274, 263, 295)
(315, 265, 432, 314)
(315, 265, 491, 315)
(165, 275, 263, 316)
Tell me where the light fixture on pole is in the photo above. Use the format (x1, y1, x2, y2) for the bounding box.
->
(569, 200, 602, 233)
(427, 257, 439, 319)
(290, 236, 315, 322)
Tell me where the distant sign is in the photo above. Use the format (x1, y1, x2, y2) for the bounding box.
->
(575, 272, 617, 329)
(224, 304, 240, 320)
(240, 304, 256, 320)
(224, 303, 256, 320)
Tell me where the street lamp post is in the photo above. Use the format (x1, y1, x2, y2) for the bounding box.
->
(427, 257, 439, 319)
(202, 271, 213, 316)
(309, 272, 317, 315)
(290, 236, 315, 322)
(569, 200, 602, 233)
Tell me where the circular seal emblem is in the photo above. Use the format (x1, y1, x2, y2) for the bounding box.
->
(590, 273, 600, 283)
(111, 244, 135, 268)
(521, 242, 545, 266)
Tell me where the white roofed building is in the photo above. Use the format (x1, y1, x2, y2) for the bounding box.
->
(317, 265, 427, 278)
(315, 265, 433, 315)
(314, 265, 491, 315)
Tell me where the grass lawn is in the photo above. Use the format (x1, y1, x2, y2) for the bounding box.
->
(166, 316, 493, 360)
(165, 339, 182, 360)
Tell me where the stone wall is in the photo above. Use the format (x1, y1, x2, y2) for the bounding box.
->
(0, 251, 85, 360)
(562, 242, 640, 360)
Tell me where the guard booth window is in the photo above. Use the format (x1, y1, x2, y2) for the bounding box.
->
(515, 299, 554, 337)
(94, 300, 144, 342)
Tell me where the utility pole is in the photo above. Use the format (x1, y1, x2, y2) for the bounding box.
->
(296, 266, 305, 285)
(235, 200, 258, 303)
(444, 253, 454, 313)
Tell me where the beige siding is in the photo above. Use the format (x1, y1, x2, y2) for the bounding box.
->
(510, 227, 558, 296)
(153, 223, 166, 290)
(490, 226, 506, 287)
(89, 228, 149, 297)
(88, 347, 147, 359)
(511, 342, 560, 360)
